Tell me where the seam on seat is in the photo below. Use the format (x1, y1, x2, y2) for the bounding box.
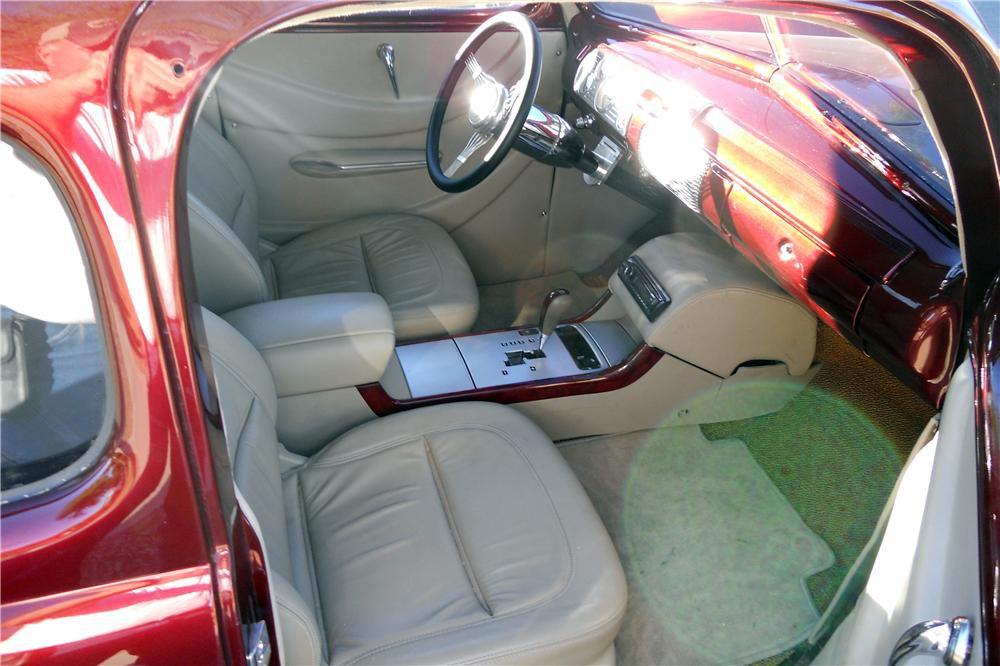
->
(296, 475, 330, 661)
(190, 196, 270, 302)
(358, 233, 378, 295)
(329, 423, 577, 665)
(276, 595, 324, 666)
(254, 327, 394, 351)
(422, 437, 494, 618)
(466, 592, 628, 665)
(209, 351, 276, 423)
(311, 422, 524, 468)
(362, 223, 446, 309)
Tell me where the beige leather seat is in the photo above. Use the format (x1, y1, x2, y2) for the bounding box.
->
(187, 122, 479, 340)
(199, 308, 627, 665)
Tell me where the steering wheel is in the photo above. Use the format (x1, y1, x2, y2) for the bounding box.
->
(426, 11, 541, 193)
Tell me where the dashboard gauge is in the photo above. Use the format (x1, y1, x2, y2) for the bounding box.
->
(574, 48, 640, 136)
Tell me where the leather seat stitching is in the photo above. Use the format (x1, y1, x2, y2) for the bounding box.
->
(253, 328, 393, 351)
(208, 351, 276, 423)
(296, 477, 330, 661)
(422, 436, 494, 617)
(275, 596, 323, 666)
(333, 423, 577, 664)
(466, 592, 628, 665)
(311, 422, 520, 467)
(190, 196, 269, 302)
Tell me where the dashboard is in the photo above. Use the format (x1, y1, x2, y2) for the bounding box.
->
(564, 7, 964, 406)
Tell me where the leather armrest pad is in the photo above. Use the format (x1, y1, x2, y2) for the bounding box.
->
(609, 233, 816, 377)
(223, 293, 395, 396)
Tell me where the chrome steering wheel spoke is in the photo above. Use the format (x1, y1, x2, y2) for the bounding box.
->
(426, 10, 540, 192)
(444, 131, 492, 177)
(464, 54, 485, 82)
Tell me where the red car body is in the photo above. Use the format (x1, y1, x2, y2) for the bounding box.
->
(0, 1, 997, 663)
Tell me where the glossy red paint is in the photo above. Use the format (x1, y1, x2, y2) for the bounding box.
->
(1, 5, 228, 663)
(972, 273, 1000, 664)
(1, 1, 996, 662)
(1, 566, 220, 663)
(569, 3, 993, 405)
(358, 343, 664, 416)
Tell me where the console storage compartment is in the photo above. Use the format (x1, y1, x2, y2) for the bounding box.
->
(223, 292, 395, 396)
(609, 232, 817, 377)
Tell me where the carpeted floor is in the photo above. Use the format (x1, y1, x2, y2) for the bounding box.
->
(559, 324, 935, 665)
(703, 324, 934, 612)
(473, 271, 606, 331)
(563, 426, 834, 665)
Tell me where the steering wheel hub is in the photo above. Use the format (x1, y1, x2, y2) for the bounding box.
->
(468, 80, 509, 133)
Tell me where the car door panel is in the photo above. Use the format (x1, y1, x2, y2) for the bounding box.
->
(214, 24, 653, 284)
(815, 359, 982, 664)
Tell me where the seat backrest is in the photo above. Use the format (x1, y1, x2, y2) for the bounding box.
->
(198, 308, 324, 664)
(187, 122, 271, 313)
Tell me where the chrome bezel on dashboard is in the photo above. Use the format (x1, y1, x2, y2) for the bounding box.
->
(573, 47, 641, 136)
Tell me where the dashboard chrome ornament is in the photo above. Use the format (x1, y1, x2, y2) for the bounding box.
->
(574, 48, 639, 136)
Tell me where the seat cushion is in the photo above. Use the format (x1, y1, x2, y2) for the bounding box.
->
(290, 402, 627, 665)
(264, 214, 478, 341)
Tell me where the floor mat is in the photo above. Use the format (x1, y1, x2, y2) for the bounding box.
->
(702, 324, 932, 613)
(561, 426, 833, 665)
(473, 271, 606, 331)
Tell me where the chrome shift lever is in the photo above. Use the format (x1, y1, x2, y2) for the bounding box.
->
(538, 288, 573, 351)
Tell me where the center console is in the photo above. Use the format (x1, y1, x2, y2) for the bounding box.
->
(228, 232, 820, 453)
(391, 321, 637, 399)
(365, 231, 820, 443)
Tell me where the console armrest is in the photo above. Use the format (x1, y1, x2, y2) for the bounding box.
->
(223, 293, 394, 397)
(609, 232, 816, 376)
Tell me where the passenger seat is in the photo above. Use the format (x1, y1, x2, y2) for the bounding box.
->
(199, 308, 627, 664)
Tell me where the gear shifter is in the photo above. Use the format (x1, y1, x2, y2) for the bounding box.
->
(505, 289, 573, 366)
(538, 288, 573, 351)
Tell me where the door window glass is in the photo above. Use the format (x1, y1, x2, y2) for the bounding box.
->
(1, 138, 110, 499)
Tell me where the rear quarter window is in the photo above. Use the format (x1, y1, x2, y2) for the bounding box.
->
(0, 138, 112, 502)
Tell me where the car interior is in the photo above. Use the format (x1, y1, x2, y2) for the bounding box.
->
(180, 3, 964, 664)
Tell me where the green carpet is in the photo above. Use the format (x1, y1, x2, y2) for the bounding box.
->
(702, 326, 932, 612)
(559, 325, 934, 664)
(624, 426, 834, 664)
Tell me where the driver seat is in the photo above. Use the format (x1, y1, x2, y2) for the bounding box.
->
(186, 121, 479, 340)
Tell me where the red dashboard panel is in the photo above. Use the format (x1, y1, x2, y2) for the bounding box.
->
(568, 8, 965, 405)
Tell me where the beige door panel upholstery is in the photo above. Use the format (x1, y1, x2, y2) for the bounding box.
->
(215, 29, 655, 284)
(816, 361, 980, 664)
(217, 32, 565, 234)
(219, 32, 558, 138)
(199, 308, 627, 665)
